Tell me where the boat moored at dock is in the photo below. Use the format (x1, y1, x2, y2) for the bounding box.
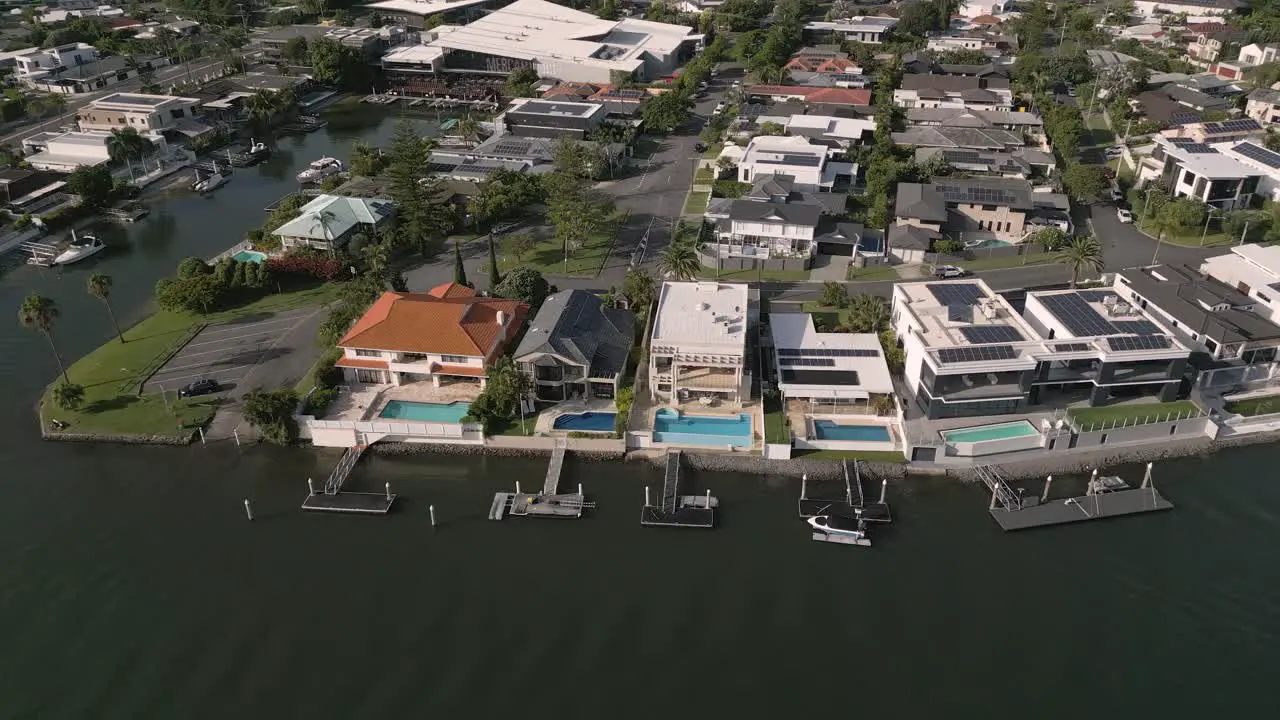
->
(296, 157, 343, 184)
(808, 512, 871, 547)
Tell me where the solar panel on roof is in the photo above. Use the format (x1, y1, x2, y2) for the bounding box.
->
(948, 304, 972, 323)
(1180, 143, 1216, 154)
(959, 325, 1024, 344)
(1233, 142, 1280, 170)
(937, 345, 1018, 363)
(1039, 293, 1118, 336)
(779, 357, 836, 367)
(1168, 137, 1195, 145)
(1219, 118, 1260, 133)
(1106, 335, 1172, 352)
(1053, 342, 1090, 352)
(1112, 319, 1161, 335)
(1077, 290, 1117, 302)
(927, 282, 985, 306)
(780, 369, 862, 385)
(1170, 112, 1202, 126)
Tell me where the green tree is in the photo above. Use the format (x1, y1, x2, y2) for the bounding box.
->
(349, 141, 386, 176)
(456, 115, 484, 146)
(52, 381, 85, 411)
(1028, 227, 1068, 251)
(487, 233, 501, 288)
(242, 389, 298, 445)
(453, 239, 468, 287)
(508, 231, 536, 262)
(245, 89, 279, 127)
(1155, 198, 1204, 240)
(282, 37, 309, 64)
(622, 268, 656, 312)
(105, 127, 153, 164)
(848, 294, 889, 333)
(641, 91, 689, 134)
(657, 236, 701, 281)
(493, 266, 550, 309)
(87, 272, 123, 343)
(1061, 163, 1109, 204)
(19, 293, 68, 384)
(505, 67, 539, 98)
(465, 356, 532, 430)
(67, 165, 114, 209)
(1056, 236, 1105, 287)
(820, 281, 849, 308)
(308, 37, 370, 90)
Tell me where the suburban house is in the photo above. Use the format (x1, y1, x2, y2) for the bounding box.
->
(501, 98, 607, 139)
(272, 194, 397, 251)
(704, 175, 850, 262)
(779, 113, 877, 148)
(927, 30, 1016, 53)
(892, 279, 1193, 420)
(736, 135, 855, 192)
(335, 283, 528, 387)
(1211, 42, 1280, 80)
(1115, 264, 1280, 391)
(1160, 118, 1264, 144)
(1133, 0, 1245, 19)
(784, 46, 862, 77)
(1135, 136, 1280, 209)
(75, 93, 204, 134)
(905, 107, 1043, 133)
(804, 17, 898, 44)
(769, 312, 895, 413)
(1245, 89, 1280, 125)
(23, 130, 167, 172)
(914, 146, 1056, 180)
(893, 74, 1013, 111)
(958, 0, 1007, 19)
(1186, 30, 1248, 63)
(1200, 244, 1280, 324)
(513, 289, 635, 402)
(14, 44, 170, 94)
(649, 282, 750, 406)
(893, 178, 1059, 244)
(742, 85, 871, 107)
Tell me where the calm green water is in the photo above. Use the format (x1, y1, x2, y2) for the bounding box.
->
(0, 107, 1277, 717)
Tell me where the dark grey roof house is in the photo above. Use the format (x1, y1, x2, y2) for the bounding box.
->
(514, 290, 635, 402)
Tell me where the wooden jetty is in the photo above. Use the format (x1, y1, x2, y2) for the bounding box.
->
(641, 449, 717, 528)
(488, 437, 594, 520)
(804, 461, 892, 546)
(19, 240, 59, 267)
(300, 443, 396, 515)
(981, 463, 1173, 532)
(104, 206, 149, 222)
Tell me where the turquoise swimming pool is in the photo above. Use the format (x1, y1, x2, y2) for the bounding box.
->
(653, 408, 752, 447)
(379, 400, 471, 423)
(232, 250, 267, 264)
(814, 421, 891, 442)
(940, 420, 1039, 444)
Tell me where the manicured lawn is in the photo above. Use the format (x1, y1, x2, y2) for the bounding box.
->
(698, 266, 810, 282)
(496, 212, 625, 277)
(1137, 217, 1232, 248)
(491, 416, 540, 436)
(693, 167, 717, 184)
(848, 265, 899, 281)
(1068, 400, 1201, 429)
(701, 144, 723, 160)
(683, 190, 711, 215)
(801, 301, 848, 328)
(792, 449, 907, 463)
(764, 398, 789, 444)
(44, 283, 342, 439)
(960, 252, 1059, 272)
(1224, 394, 1280, 417)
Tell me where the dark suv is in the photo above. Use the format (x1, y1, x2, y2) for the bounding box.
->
(179, 379, 219, 398)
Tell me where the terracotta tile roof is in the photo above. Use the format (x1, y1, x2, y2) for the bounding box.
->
(817, 58, 860, 73)
(335, 356, 390, 370)
(431, 363, 487, 377)
(806, 87, 871, 105)
(971, 15, 1001, 25)
(338, 288, 527, 357)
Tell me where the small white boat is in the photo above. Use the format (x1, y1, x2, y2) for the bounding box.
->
(808, 513, 871, 547)
(192, 170, 229, 193)
(53, 231, 105, 266)
(296, 157, 343, 183)
(246, 138, 270, 158)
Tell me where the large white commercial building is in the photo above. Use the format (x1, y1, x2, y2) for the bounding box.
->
(649, 282, 750, 405)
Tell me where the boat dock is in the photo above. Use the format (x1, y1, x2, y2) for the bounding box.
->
(19, 240, 58, 267)
(640, 450, 717, 528)
(361, 94, 499, 112)
(104, 206, 149, 222)
(279, 115, 327, 135)
(300, 443, 396, 515)
(980, 463, 1173, 531)
(488, 437, 594, 520)
(805, 461, 893, 546)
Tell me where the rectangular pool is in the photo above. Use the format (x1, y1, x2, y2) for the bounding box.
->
(379, 400, 471, 423)
(232, 250, 267, 264)
(553, 411, 616, 432)
(653, 408, 752, 448)
(813, 420, 891, 442)
(940, 420, 1039, 443)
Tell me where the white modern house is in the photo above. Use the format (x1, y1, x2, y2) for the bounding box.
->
(1201, 244, 1280, 324)
(804, 17, 898, 44)
(75, 93, 204, 133)
(1133, 0, 1244, 19)
(22, 130, 169, 172)
(11, 43, 96, 84)
(736, 135, 854, 192)
(272, 194, 397, 252)
(649, 282, 750, 406)
(1136, 136, 1280, 209)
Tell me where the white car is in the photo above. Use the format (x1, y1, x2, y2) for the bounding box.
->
(1117, 208, 1133, 223)
(712, 102, 726, 115)
(934, 265, 968, 279)
(1110, 187, 1124, 202)
(1104, 146, 1124, 159)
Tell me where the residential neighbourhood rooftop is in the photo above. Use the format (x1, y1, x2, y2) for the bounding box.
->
(651, 282, 749, 350)
(769, 313, 894, 395)
(339, 284, 526, 356)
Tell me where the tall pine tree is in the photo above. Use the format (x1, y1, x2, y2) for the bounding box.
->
(487, 234, 501, 288)
(453, 240, 469, 288)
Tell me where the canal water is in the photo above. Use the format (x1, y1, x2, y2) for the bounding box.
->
(1, 107, 1278, 717)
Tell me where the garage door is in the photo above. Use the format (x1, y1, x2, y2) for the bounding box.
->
(818, 242, 854, 257)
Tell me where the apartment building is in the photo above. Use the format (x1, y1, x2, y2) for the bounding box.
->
(648, 282, 750, 406)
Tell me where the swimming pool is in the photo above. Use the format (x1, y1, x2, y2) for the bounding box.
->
(553, 411, 616, 432)
(940, 420, 1040, 443)
(813, 420, 891, 442)
(232, 250, 268, 264)
(967, 239, 1011, 249)
(653, 408, 752, 447)
(379, 400, 471, 423)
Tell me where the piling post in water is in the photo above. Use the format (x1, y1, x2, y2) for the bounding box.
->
(516, 481, 521, 495)
(307, 478, 315, 496)
(705, 489, 711, 509)
(385, 482, 392, 501)
(879, 479, 887, 505)
(989, 485, 998, 510)
(429, 504, 437, 528)
(233, 429, 241, 447)
(198, 426, 206, 445)
(645, 485, 651, 508)
(1042, 475, 1053, 503)
(1141, 462, 1153, 489)
(243, 498, 254, 521)
(801, 473, 808, 499)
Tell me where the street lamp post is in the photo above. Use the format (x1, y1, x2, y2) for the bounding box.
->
(1200, 208, 1219, 247)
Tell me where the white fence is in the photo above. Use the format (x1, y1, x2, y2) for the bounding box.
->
(1068, 408, 1205, 434)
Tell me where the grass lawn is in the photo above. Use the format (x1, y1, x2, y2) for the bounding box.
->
(44, 283, 342, 439)
(490, 416, 541, 436)
(792, 449, 907, 463)
(961, 252, 1059, 272)
(698, 266, 810, 282)
(1068, 400, 1201, 429)
(683, 190, 711, 215)
(1224, 394, 1280, 417)
(693, 166, 717, 184)
(764, 398, 789, 444)
(496, 212, 625, 277)
(1136, 217, 1231, 248)
(701, 144, 722, 160)
(848, 265, 899, 281)
(800, 301, 848, 328)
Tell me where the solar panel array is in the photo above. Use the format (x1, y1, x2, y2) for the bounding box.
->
(777, 348, 879, 357)
(1053, 342, 1091, 352)
(780, 369, 861, 385)
(1233, 142, 1280, 170)
(779, 357, 835, 367)
(1106, 335, 1173, 352)
(1077, 290, 1118, 303)
(1204, 118, 1260, 134)
(935, 184, 1018, 205)
(1040, 293, 1119, 336)
(927, 283, 984, 306)
(959, 325, 1024, 344)
(937, 345, 1018, 363)
(1170, 111, 1202, 126)
(1112, 319, 1161, 335)
(948, 304, 973, 323)
(1179, 143, 1216, 154)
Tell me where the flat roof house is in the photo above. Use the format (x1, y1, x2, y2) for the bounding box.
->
(1116, 264, 1280, 390)
(502, 98, 607, 139)
(1136, 136, 1276, 209)
(513, 289, 635, 402)
(892, 279, 1193, 419)
(272, 194, 397, 252)
(769, 313, 894, 405)
(736, 135, 855, 192)
(805, 17, 898, 44)
(336, 283, 528, 388)
(649, 282, 750, 406)
(1200, 244, 1280, 324)
(76, 93, 203, 133)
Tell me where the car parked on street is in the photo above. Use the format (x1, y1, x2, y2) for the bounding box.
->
(713, 102, 726, 115)
(1110, 186, 1124, 202)
(1117, 208, 1134, 223)
(934, 265, 969, 279)
(491, 221, 519, 235)
(179, 379, 219, 398)
(1104, 146, 1124, 159)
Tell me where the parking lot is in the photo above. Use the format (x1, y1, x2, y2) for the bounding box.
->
(144, 306, 325, 399)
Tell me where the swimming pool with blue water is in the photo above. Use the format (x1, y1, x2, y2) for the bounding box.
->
(553, 412, 616, 432)
(653, 408, 752, 447)
(813, 420, 891, 442)
(378, 400, 471, 423)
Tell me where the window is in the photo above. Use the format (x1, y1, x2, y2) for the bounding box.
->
(440, 354, 470, 364)
(117, 118, 125, 124)
(171, 108, 185, 119)
(982, 205, 996, 211)
(354, 349, 381, 357)
(1258, 292, 1270, 303)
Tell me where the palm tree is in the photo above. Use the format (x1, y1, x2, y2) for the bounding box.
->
(246, 89, 277, 127)
(457, 115, 483, 147)
(19, 293, 68, 384)
(52, 382, 84, 411)
(87, 273, 124, 344)
(106, 127, 153, 165)
(1057, 236, 1105, 288)
(756, 62, 785, 85)
(657, 239, 701, 281)
(849, 294, 889, 333)
(308, 209, 340, 257)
